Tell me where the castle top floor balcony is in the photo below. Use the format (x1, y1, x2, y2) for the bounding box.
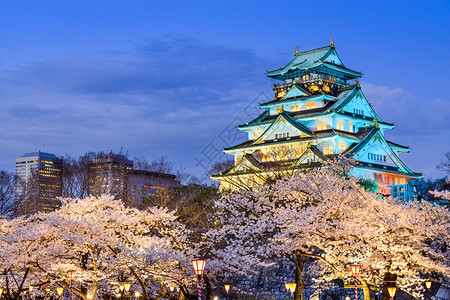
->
(272, 74, 357, 90)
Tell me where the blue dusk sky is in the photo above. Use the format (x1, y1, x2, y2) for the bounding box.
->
(0, 0, 449, 181)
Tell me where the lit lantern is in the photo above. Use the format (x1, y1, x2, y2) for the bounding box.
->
(29, 286, 33, 292)
(350, 265, 361, 277)
(425, 280, 432, 290)
(284, 283, 290, 291)
(387, 287, 397, 299)
(134, 292, 140, 297)
(119, 285, 124, 292)
(289, 283, 297, 294)
(0, 288, 3, 296)
(169, 286, 175, 292)
(192, 259, 206, 276)
(57, 287, 64, 296)
(124, 283, 131, 292)
(67, 270, 76, 281)
(224, 284, 230, 293)
(87, 294, 92, 300)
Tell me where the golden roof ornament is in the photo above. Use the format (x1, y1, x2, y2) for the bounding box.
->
(295, 45, 299, 55)
(330, 38, 334, 47)
(373, 118, 379, 128)
(355, 78, 360, 87)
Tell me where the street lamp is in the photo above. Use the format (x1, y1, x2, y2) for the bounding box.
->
(57, 287, 64, 298)
(29, 286, 33, 293)
(124, 283, 131, 300)
(224, 284, 230, 293)
(425, 280, 432, 290)
(169, 286, 175, 292)
(387, 287, 397, 300)
(192, 259, 206, 300)
(350, 265, 361, 300)
(288, 283, 296, 297)
(0, 288, 3, 297)
(68, 270, 76, 300)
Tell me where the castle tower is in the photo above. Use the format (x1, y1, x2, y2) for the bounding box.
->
(211, 42, 422, 200)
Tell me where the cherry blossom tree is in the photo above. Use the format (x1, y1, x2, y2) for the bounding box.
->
(0, 195, 197, 300)
(204, 160, 450, 300)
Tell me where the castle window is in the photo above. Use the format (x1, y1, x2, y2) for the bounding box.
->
(324, 146, 333, 155)
(262, 154, 270, 162)
(353, 108, 364, 116)
(339, 142, 345, 150)
(317, 122, 327, 130)
(349, 124, 353, 132)
(306, 102, 316, 109)
(337, 122, 344, 130)
(291, 105, 300, 112)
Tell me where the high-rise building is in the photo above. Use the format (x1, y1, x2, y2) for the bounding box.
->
(15, 151, 62, 214)
(212, 41, 422, 200)
(88, 152, 133, 198)
(124, 170, 180, 207)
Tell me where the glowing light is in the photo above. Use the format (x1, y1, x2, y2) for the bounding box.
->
(68, 270, 76, 281)
(425, 280, 432, 289)
(29, 286, 33, 292)
(124, 283, 131, 292)
(224, 284, 230, 293)
(192, 259, 206, 276)
(387, 287, 397, 298)
(169, 286, 175, 292)
(350, 265, 361, 277)
(57, 288, 64, 296)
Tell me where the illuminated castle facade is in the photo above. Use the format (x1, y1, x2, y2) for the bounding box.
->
(212, 41, 421, 200)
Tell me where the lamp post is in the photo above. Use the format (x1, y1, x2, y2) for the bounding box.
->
(224, 284, 230, 293)
(425, 280, 432, 290)
(387, 287, 396, 300)
(350, 265, 361, 300)
(68, 270, 76, 300)
(192, 259, 206, 300)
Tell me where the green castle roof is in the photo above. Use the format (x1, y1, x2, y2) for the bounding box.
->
(266, 45, 362, 80)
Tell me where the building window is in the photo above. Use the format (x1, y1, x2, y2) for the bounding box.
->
(336, 122, 344, 130)
(306, 102, 316, 109)
(349, 124, 353, 132)
(291, 105, 300, 112)
(339, 142, 345, 150)
(317, 122, 327, 130)
(353, 108, 364, 115)
(324, 146, 333, 155)
(262, 154, 270, 162)
(253, 131, 261, 139)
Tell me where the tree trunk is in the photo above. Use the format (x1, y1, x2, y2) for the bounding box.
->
(360, 279, 371, 300)
(293, 255, 306, 300)
(204, 275, 211, 300)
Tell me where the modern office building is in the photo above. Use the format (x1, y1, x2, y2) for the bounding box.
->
(211, 41, 422, 200)
(124, 170, 180, 207)
(15, 151, 62, 214)
(88, 152, 133, 198)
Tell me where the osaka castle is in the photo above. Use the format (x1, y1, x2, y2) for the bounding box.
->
(211, 40, 422, 200)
